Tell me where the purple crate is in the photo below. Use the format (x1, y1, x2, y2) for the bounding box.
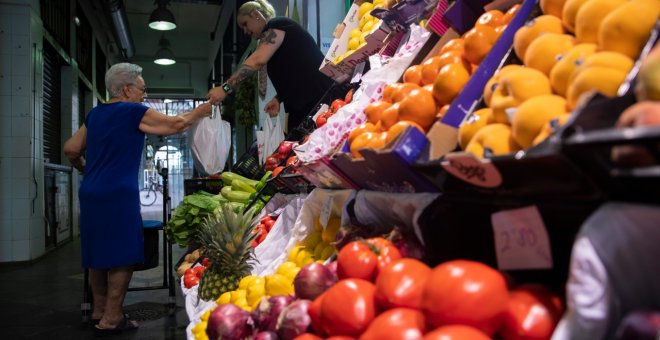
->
(333, 126, 438, 193)
(441, 0, 536, 128)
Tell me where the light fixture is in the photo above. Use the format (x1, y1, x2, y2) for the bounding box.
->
(154, 36, 176, 65)
(148, 0, 177, 31)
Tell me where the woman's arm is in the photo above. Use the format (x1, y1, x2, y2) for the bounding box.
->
(139, 102, 212, 136)
(207, 28, 285, 104)
(64, 125, 87, 172)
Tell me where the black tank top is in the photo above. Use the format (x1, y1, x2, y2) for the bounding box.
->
(262, 17, 334, 129)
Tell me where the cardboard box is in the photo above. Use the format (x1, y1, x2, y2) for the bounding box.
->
(333, 126, 438, 193)
(300, 158, 358, 190)
(320, 4, 392, 83)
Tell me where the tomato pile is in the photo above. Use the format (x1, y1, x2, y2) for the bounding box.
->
(252, 214, 278, 247)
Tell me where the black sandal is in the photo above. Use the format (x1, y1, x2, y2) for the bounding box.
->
(94, 317, 139, 337)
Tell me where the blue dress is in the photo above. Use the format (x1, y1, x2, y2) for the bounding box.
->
(79, 102, 149, 269)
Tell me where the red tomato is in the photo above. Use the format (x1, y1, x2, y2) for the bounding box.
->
(423, 325, 491, 340)
(422, 260, 509, 336)
(309, 292, 326, 336)
(256, 231, 267, 244)
(327, 337, 356, 340)
(265, 155, 280, 171)
(183, 273, 199, 288)
(272, 166, 285, 177)
(320, 278, 377, 337)
(201, 257, 209, 267)
(345, 88, 354, 103)
(292, 334, 323, 340)
(359, 308, 426, 340)
(330, 99, 346, 113)
(251, 240, 258, 248)
(375, 258, 431, 310)
(500, 284, 564, 340)
(264, 219, 276, 232)
(261, 215, 273, 223)
(286, 155, 299, 167)
(316, 112, 329, 127)
(192, 265, 206, 278)
(337, 237, 402, 282)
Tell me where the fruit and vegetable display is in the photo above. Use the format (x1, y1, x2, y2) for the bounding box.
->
(174, 1, 660, 339)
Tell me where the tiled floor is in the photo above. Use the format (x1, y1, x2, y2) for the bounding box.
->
(0, 198, 190, 340)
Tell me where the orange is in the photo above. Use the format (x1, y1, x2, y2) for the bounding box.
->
(567, 51, 634, 87)
(532, 114, 571, 146)
(432, 63, 471, 106)
(475, 10, 505, 28)
(379, 102, 400, 130)
(513, 15, 565, 61)
(490, 67, 553, 124)
(574, 0, 625, 44)
(494, 25, 507, 39)
(511, 94, 568, 148)
(598, 0, 660, 59)
(438, 50, 471, 72)
(465, 123, 522, 158)
(367, 132, 388, 150)
(463, 25, 499, 65)
(567, 66, 628, 109)
(458, 107, 494, 150)
(502, 4, 522, 24)
(437, 104, 450, 119)
(403, 65, 423, 86)
(349, 122, 377, 144)
(364, 101, 392, 125)
(439, 38, 465, 55)
(382, 83, 403, 103)
(540, 0, 566, 18)
(562, 0, 591, 33)
(421, 56, 444, 85)
(549, 43, 597, 96)
(391, 82, 421, 103)
(386, 121, 425, 144)
(483, 64, 523, 107)
(524, 33, 575, 76)
(398, 88, 439, 131)
(350, 132, 373, 158)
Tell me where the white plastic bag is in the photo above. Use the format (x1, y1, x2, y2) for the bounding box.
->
(258, 116, 285, 165)
(190, 108, 231, 176)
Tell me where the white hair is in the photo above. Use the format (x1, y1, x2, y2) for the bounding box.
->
(105, 63, 143, 98)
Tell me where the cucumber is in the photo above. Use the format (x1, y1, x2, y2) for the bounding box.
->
(220, 185, 233, 199)
(232, 178, 257, 193)
(225, 189, 252, 204)
(221, 172, 260, 187)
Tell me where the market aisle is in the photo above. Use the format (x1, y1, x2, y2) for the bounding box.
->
(0, 235, 189, 339)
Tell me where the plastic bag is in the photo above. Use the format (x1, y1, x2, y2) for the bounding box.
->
(190, 108, 231, 175)
(258, 116, 285, 165)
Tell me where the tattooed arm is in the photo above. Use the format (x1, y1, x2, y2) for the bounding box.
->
(207, 28, 285, 104)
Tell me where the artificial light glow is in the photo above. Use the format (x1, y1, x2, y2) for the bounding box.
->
(154, 58, 176, 65)
(149, 21, 176, 31)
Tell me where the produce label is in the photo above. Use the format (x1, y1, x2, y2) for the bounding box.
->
(491, 205, 553, 270)
(441, 152, 502, 188)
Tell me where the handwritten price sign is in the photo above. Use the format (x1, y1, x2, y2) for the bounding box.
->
(491, 206, 553, 270)
(441, 152, 503, 188)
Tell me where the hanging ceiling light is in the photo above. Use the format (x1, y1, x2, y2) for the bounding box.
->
(148, 0, 177, 31)
(154, 36, 176, 65)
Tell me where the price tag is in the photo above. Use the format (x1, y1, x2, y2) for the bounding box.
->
(441, 152, 503, 188)
(319, 196, 333, 228)
(350, 61, 366, 84)
(491, 206, 553, 270)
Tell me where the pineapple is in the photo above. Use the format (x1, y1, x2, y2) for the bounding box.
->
(196, 204, 259, 301)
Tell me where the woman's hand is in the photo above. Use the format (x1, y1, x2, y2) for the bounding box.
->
(264, 97, 280, 117)
(196, 102, 213, 117)
(207, 87, 226, 105)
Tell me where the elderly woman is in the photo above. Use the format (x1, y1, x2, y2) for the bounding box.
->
(207, 0, 342, 136)
(64, 63, 211, 335)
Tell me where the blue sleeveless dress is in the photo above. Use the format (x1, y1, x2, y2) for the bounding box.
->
(79, 102, 149, 269)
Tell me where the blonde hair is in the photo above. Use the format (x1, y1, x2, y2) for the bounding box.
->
(238, 0, 276, 20)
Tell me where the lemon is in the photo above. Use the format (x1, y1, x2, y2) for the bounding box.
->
(250, 296, 263, 310)
(302, 231, 322, 248)
(299, 256, 315, 266)
(322, 217, 341, 243)
(334, 55, 345, 65)
(358, 2, 374, 19)
(281, 266, 300, 282)
(265, 274, 294, 296)
(295, 248, 314, 266)
(349, 28, 362, 39)
(234, 300, 251, 312)
(238, 275, 259, 290)
(362, 20, 375, 34)
(288, 246, 305, 262)
(192, 321, 208, 338)
(360, 13, 374, 29)
(247, 282, 266, 306)
(277, 261, 298, 275)
(348, 37, 360, 51)
(359, 31, 368, 44)
(216, 291, 232, 305)
(313, 241, 327, 259)
(321, 244, 336, 260)
(230, 289, 247, 303)
(247, 276, 264, 289)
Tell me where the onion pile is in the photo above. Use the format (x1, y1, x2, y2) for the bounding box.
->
(276, 299, 313, 340)
(206, 303, 254, 340)
(293, 262, 338, 300)
(251, 295, 295, 332)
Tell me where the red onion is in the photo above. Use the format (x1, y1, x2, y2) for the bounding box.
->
(253, 330, 279, 340)
(294, 262, 338, 300)
(251, 295, 295, 332)
(276, 299, 313, 340)
(325, 261, 337, 277)
(206, 303, 254, 340)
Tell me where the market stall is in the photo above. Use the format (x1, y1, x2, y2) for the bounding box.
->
(166, 0, 660, 339)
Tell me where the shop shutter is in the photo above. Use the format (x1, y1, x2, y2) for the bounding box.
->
(43, 41, 62, 165)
